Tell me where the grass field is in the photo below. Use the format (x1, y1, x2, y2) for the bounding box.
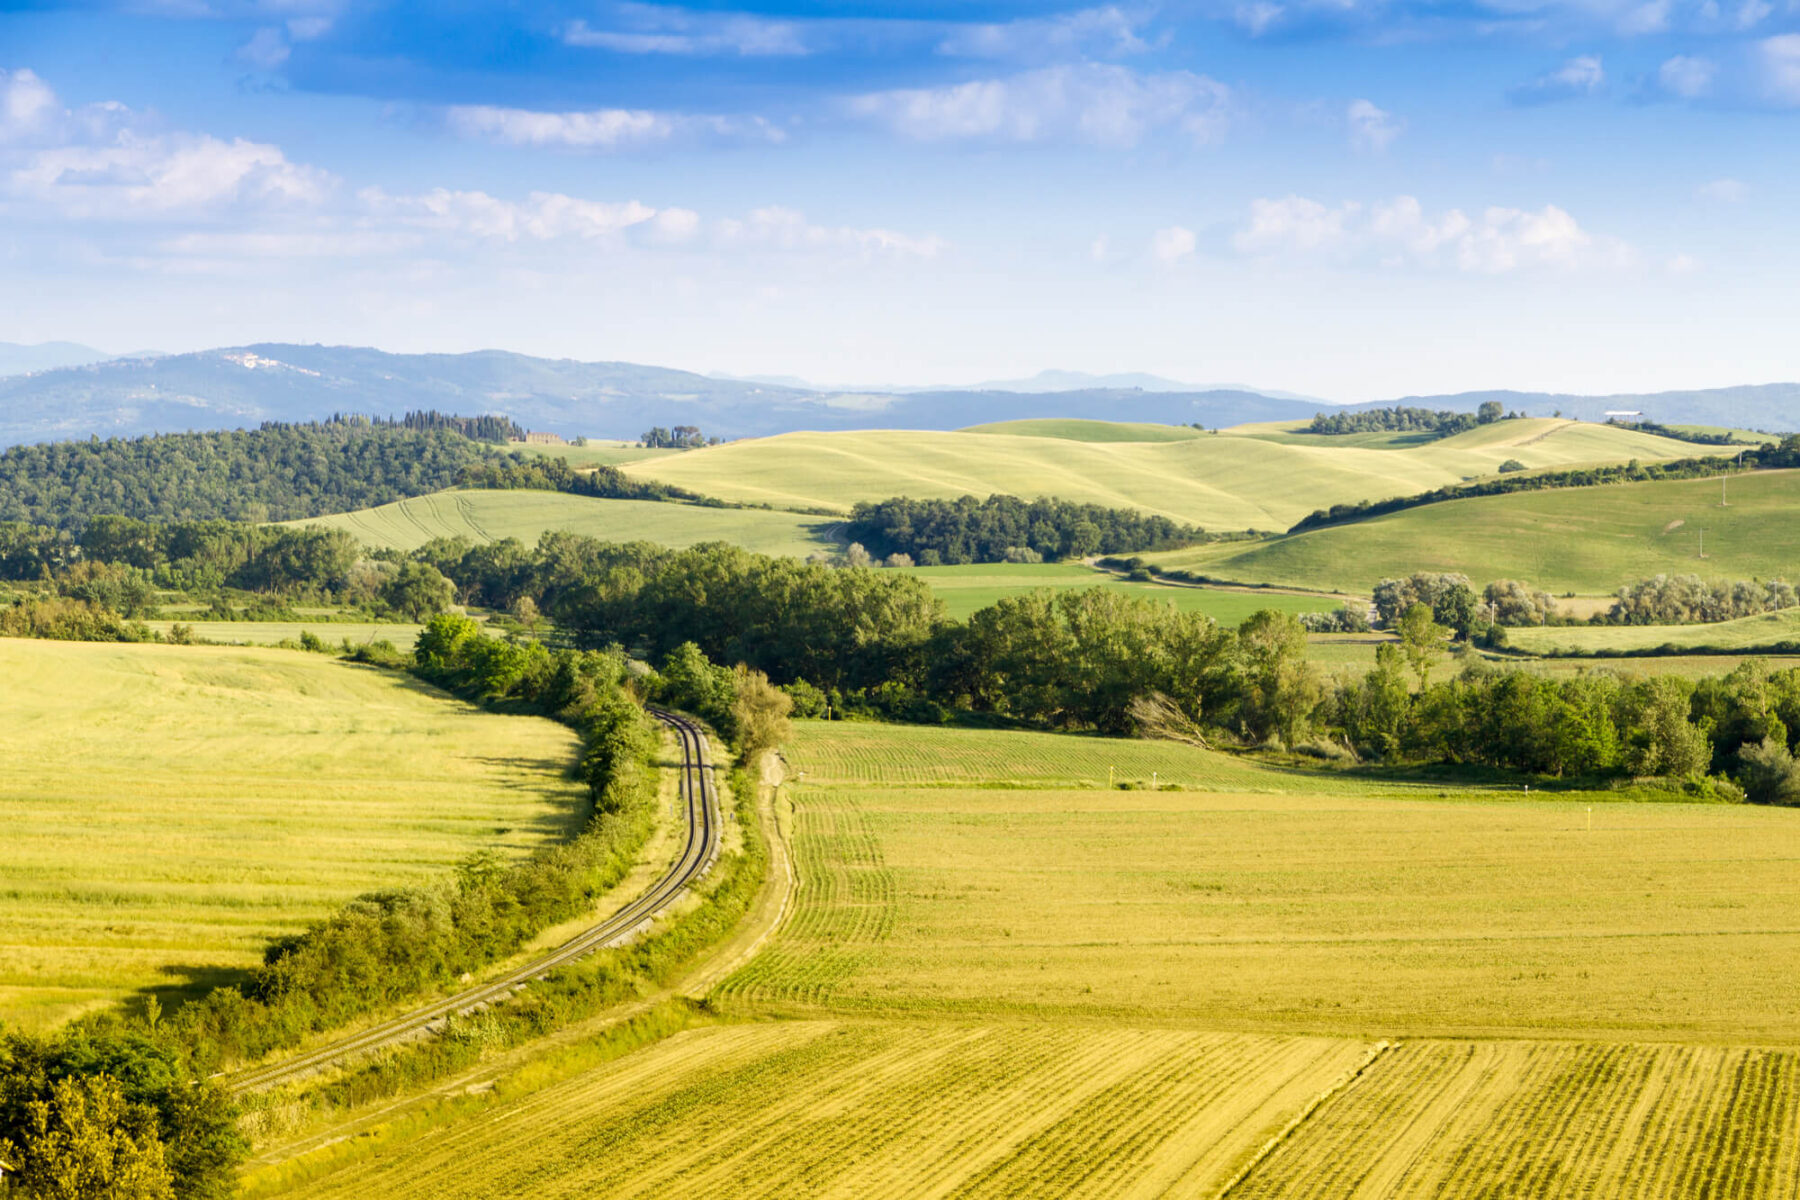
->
(289, 489, 841, 555)
(0, 639, 587, 1031)
(905, 563, 1346, 622)
(281, 1021, 1375, 1200)
(722, 720, 1800, 1042)
(1505, 607, 1800, 655)
(141, 620, 427, 650)
(622, 418, 1697, 531)
(274, 715, 1800, 1197)
(1148, 467, 1800, 593)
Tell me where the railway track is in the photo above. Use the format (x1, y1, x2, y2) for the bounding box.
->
(224, 706, 721, 1094)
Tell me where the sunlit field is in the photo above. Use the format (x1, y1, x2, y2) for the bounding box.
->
(0, 639, 587, 1030)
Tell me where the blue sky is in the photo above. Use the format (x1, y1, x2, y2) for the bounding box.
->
(2, 0, 1796, 398)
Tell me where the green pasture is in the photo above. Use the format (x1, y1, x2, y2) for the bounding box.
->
(1149, 468, 1800, 594)
(904, 562, 1345, 622)
(622, 418, 1697, 531)
(1506, 607, 1800, 655)
(289, 489, 842, 555)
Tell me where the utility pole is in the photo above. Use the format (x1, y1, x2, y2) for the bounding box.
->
(1698, 529, 1709, 559)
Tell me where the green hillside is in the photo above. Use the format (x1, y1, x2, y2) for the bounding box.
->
(288, 489, 842, 555)
(1147, 468, 1800, 594)
(1506, 607, 1800, 656)
(622, 418, 1699, 531)
(906, 563, 1345, 622)
(960, 418, 1211, 442)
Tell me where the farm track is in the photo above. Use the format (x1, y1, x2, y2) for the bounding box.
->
(223, 707, 720, 1095)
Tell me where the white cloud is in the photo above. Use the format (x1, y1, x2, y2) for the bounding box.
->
(1346, 99, 1402, 152)
(1757, 34, 1800, 105)
(445, 104, 785, 151)
(1735, 0, 1774, 27)
(1618, 0, 1671, 33)
(1509, 55, 1605, 104)
(936, 6, 1154, 58)
(1657, 54, 1717, 98)
(564, 5, 808, 56)
(1, 68, 58, 141)
(1234, 196, 1358, 255)
(1089, 234, 1112, 263)
(1233, 193, 1634, 272)
(1235, 1, 1286, 34)
(714, 206, 945, 258)
(1151, 225, 1196, 263)
(849, 64, 1233, 148)
(1697, 177, 1747, 201)
(363, 188, 660, 242)
(13, 131, 332, 215)
(1667, 252, 1702, 274)
(237, 26, 292, 69)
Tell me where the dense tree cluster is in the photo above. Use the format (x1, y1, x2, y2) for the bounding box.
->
(391, 410, 524, 443)
(1604, 574, 1798, 625)
(1305, 401, 1511, 437)
(454, 454, 696, 502)
(844, 494, 1203, 565)
(0, 419, 507, 531)
(640, 425, 713, 449)
(1289, 435, 1800, 533)
(1605, 419, 1747, 446)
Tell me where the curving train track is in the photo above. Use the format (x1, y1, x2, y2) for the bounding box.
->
(224, 706, 721, 1094)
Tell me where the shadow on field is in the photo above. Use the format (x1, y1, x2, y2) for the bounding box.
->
(129, 963, 256, 1024)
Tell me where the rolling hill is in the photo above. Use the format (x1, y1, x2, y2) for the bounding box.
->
(621, 419, 1703, 531)
(290, 489, 843, 556)
(6, 341, 1795, 448)
(0, 345, 1325, 446)
(1146, 468, 1800, 593)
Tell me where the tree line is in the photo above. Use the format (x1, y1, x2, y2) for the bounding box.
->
(405, 533, 1800, 801)
(454, 454, 699, 503)
(1305, 401, 1512, 437)
(1288, 435, 1800, 534)
(843, 494, 1205, 565)
(0, 419, 507, 531)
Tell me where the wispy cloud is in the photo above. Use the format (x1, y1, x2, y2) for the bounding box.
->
(1697, 177, 1747, 201)
(1346, 99, 1402, 151)
(849, 64, 1234, 148)
(1151, 225, 1197, 262)
(1233, 193, 1636, 272)
(1655, 54, 1716, 98)
(1508, 55, 1605, 105)
(445, 105, 785, 151)
(1757, 34, 1800, 105)
(935, 6, 1158, 59)
(563, 4, 810, 56)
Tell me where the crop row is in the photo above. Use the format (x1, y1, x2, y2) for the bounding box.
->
(1234, 1040, 1800, 1198)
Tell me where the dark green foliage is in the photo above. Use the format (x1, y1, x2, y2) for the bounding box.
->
(1498, 458, 1528, 473)
(1604, 574, 1797, 625)
(0, 419, 504, 531)
(0, 522, 75, 578)
(640, 425, 711, 449)
(377, 560, 455, 621)
(1290, 435, 1800, 533)
(0, 1030, 243, 1200)
(455, 455, 698, 502)
(0, 596, 151, 641)
(393, 410, 524, 443)
(1737, 738, 1800, 805)
(1605, 418, 1746, 446)
(1304, 404, 1514, 437)
(844, 494, 1203, 564)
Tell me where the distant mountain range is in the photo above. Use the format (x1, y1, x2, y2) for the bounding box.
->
(0, 343, 1793, 446)
(0, 341, 119, 377)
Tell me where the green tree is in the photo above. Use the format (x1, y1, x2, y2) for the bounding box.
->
(380, 560, 455, 621)
(731, 665, 794, 764)
(1624, 676, 1709, 778)
(1477, 400, 1505, 424)
(1235, 608, 1319, 748)
(1737, 737, 1800, 805)
(1397, 603, 1445, 691)
(0, 1073, 175, 1200)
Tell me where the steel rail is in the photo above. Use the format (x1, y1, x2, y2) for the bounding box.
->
(223, 707, 719, 1094)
